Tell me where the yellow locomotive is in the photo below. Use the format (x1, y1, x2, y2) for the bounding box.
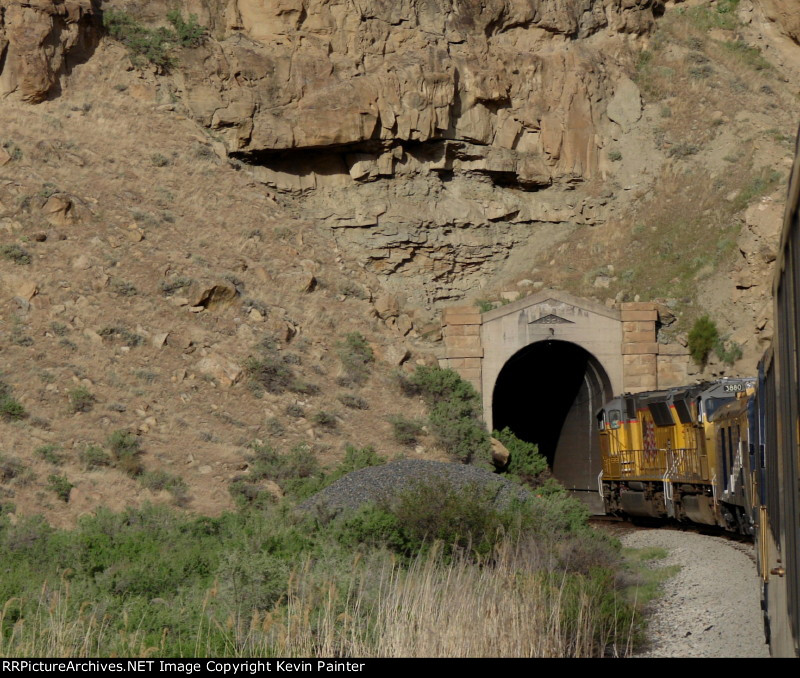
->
(597, 378, 755, 531)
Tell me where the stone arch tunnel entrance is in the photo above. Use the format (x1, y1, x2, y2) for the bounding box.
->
(491, 340, 613, 498)
(441, 290, 690, 512)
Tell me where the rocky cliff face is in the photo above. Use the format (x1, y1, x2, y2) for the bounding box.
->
(760, 0, 800, 45)
(2, 0, 798, 357)
(0, 0, 97, 102)
(144, 0, 657, 303)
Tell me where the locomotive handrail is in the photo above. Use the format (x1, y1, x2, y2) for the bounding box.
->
(601, 447, 704, 481)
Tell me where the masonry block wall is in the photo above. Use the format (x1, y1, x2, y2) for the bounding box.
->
(440, 294, 692, 402)
(440, 306, 483, 393)
(620, 302, 659, 393)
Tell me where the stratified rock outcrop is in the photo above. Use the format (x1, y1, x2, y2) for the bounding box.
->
(162, 0, 658, 303)
(1, 1, 663, 303)
(0, 0, 97, 102)
(760, 0, 800, 45)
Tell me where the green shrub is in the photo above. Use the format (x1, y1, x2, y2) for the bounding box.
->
(103, 10, 207, 71)
(112, 280, 138, 297)
(80, 445, 111, 470)
(338, 393, 369, 410)
(714, 337, 743, 365)
(493, 428, 548, 483)
(108, 430, 143, 477)
(245, 355, 293, 394)
(166, 10, 207, 47)
(408, 366, 491, 464)
(389, 415, 424, 446)
(285, 403, 304, 418)
(608, 150, 622, 162)
(337, 478, 527, 561)
(476, 299, 494, 313)
(140, 470, 189, 505)
(336, 332, 374, 386)
(265, 417, 285, 437)
(47, 474, 73, 503)
(68, 386, 95, 413)
(0, 395, 26, 421)
(688, 315, 718, 366)
(0, 454, 26, 482)
(35, 444, 64, 465)
(289, 378, 319, 395)
(312, 411, 338, 430)
(336, 445, 385, 476)
(0, 244, 31, 265)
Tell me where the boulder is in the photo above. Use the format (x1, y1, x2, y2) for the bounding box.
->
(491, 438, 510, 469)
(195, 354, 243, 387)
(191, 281, 238, 310)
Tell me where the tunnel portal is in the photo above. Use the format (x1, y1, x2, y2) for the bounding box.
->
(441, 290, 676, 512)
(491, 340, 612, 497)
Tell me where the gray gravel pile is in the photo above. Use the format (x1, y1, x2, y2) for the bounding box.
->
(299, 459, 530, 516)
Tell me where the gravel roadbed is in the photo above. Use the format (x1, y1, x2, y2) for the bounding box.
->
(622, 528, 770, 658)
(299, 459, 529, 514)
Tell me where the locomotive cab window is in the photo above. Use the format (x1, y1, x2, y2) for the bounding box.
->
(609, 409, 621, 429)
(648, 401, 674, 427)
(673, 398, 693, 424)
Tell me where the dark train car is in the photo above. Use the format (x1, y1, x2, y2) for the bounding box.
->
(751, 127, 800, 657)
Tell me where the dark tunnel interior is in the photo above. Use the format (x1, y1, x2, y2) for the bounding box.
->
(492, 340, 611, 491)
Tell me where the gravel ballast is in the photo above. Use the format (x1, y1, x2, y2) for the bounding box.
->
(300, 459, 529, 514)
(622, 529, 770, 658)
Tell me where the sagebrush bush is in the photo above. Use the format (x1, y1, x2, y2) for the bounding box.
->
(0, 454, 26, 482)
(0, 395, 25, 420)
(389, 415, 424, 446)
(80, 445, 111, 470)
(140, 470, 189, 505)
(714, 337, 743, 365)
(35, 445, 64, 466)
(108, 430, 143, 477)
(688, 315, 718, 366)
(336, 332, 374, 386)
(338, 393, 369, 410)
(68, 386, 94, 413)
(0, 244, 31, 265)
(312, 411, 338, 430)
(245, 355, 293, 393)
(47, 474, 73, 503)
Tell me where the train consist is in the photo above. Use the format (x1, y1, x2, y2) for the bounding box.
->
(597, 130, 800, 657)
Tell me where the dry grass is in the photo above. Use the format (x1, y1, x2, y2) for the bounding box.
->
(0, 538, 635, 658)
